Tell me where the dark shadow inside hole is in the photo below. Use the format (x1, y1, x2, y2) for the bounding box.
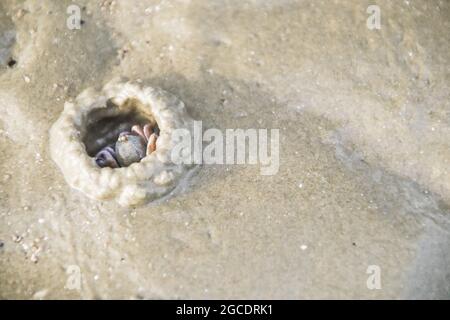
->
(83, 98, 158, 157)
(7, 58, 16, 67)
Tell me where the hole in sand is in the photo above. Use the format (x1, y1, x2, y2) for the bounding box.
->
(50, 80, 197, 206)
(82, 98, 160, 167)
(7, 57, 16, 67)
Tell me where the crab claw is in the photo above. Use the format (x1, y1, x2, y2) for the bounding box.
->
(95, 146, 120, 168)
(115, 133, 147, 167)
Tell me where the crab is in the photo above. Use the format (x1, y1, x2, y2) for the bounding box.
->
(94, 123, 159, 168)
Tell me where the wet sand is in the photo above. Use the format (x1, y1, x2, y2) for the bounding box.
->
(0, 0, 449, 299)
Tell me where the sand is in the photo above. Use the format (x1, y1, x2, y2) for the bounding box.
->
(0, 0, 449, 299)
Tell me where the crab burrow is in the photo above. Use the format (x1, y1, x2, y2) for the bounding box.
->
(49, 79, 196, 207)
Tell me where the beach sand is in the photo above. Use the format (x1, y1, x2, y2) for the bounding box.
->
(0, 0, 449, 299)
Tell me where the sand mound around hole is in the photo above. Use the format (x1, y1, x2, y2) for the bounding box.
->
(49, 79, 196, 206)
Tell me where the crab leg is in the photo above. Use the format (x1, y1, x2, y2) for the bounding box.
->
(146, 133, 158, 155)
(131, 125, 147, 143)
(143, 124, 153, 141)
